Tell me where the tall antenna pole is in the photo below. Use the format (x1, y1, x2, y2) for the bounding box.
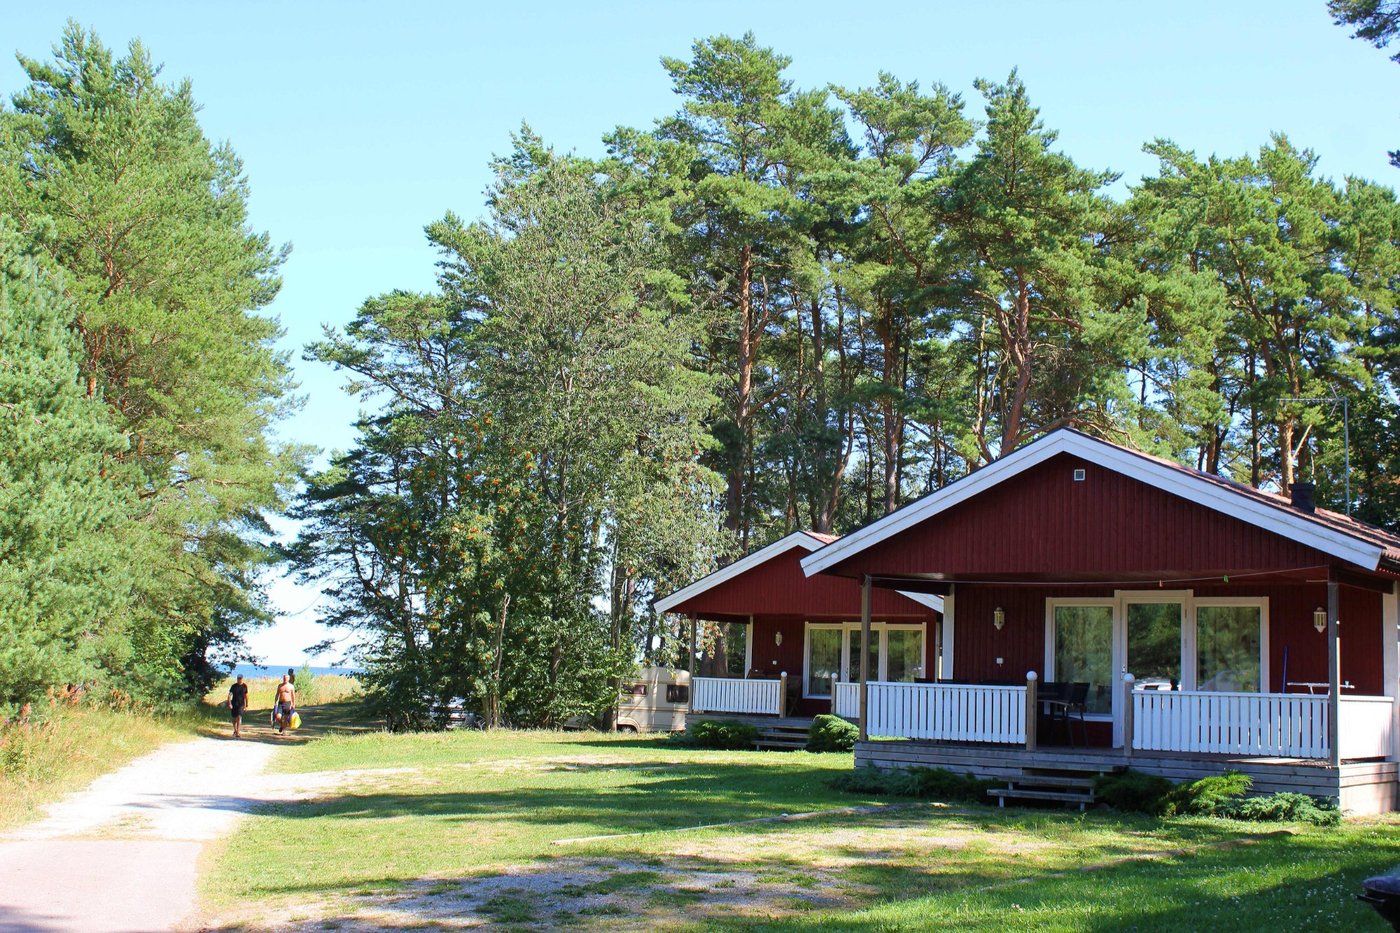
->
(1343, 395, 1350, 517)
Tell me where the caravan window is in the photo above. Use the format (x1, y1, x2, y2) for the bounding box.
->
(622, 684, 647, 697)
(666, 684, 689, 703)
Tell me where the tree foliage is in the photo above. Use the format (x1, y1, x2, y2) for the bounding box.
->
(0, 24, 300, 703)
(297, 141, 726, 727)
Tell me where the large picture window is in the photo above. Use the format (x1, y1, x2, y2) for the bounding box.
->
(807, 628, 842, 696)
(1196, 604, 1263, 693)
(804, 623, 925, 696)
(1051, 604, 1114, 714)
(1127, 601, 1183, 691)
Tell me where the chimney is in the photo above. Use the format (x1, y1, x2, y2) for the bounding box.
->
(1291, 481, 1316, 514)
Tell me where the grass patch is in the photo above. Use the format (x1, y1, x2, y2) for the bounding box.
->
(196, 730, 1400, 931)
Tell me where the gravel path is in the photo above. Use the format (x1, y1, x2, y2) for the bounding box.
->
(0, 735, 283, 932)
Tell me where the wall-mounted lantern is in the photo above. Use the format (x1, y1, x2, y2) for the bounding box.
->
(1313, 607, 1327, 634)
(775, 630, 783, 646)
(993, 607, 1006, 631)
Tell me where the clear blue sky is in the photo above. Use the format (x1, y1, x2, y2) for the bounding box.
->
(6, 1, 1398, 665)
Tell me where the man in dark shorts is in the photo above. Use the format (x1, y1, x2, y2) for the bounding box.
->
(274, 674, 296, 734)
(227, 675, 249, 738)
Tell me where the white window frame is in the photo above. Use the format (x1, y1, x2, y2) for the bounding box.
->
(1120, 590, 1193, 691)
(1044, 598, 1117, 722)
(1192, 596, 1269, 694)
(802, 621, 926, 698)
(1044, 591, 1272, 733)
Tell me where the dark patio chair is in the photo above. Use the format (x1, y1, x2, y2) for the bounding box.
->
(1038, 681, 1070, 744)
(1063, 682, 1091, 747)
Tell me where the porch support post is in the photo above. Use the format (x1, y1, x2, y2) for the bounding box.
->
(941, 586, 955, 679)
(859, 574, 872, 743)
(1025, 672, 1038, 752)
(1384, 584, 1398, 762)
(688, 614, 697, 676)
(1328, 576, 1342, 769)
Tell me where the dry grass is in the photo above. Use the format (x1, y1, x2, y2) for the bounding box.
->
(204, 673, 362, 710)
(0, 699, 204, 830)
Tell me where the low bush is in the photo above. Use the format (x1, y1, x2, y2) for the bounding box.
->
(830, 765, 996, 803)
(1220, 792, 1341, 826)
(685, 719, 759, 750)
(807, 714, 858, 752)
(1094, 769, 1336, 825)
(1164, 771, 1253, 816)
(1093, 770, 1176, 814)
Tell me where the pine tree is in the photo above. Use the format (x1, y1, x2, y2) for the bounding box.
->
(0, 222, 130, 711)
(0, 24, 302, 695)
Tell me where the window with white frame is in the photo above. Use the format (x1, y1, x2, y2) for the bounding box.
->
(1195, 602, 1265, 693)
(1044, 593, 1268, 716)
(804, 623, 925, 697)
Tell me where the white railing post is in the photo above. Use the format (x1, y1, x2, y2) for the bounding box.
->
(1025, 672, 1038, 752)
(1122, 673, 1135, 758)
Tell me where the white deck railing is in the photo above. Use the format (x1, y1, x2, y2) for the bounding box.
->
(690, 676, 784, 716)
(867, 681, 1026, 744)
(1339, 696, 1396, 760)
(833, 681, 859, 719)
(1133, 690, 1332, 758)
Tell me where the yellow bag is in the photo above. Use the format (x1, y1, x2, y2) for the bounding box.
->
(290, 711, 302, 730)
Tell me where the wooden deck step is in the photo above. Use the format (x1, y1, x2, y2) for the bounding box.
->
(990, 765, 1103, 811)
(988, 787, 1096, 810)
(751, 722, 813, 751)
(1006, 773, 1096, 790)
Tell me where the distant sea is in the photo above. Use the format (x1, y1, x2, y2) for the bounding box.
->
(230, 663, 361, 679)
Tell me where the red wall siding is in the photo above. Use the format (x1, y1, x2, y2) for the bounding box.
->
(952, 581, 1385, 695)
(833, 454, 1337, 580)
(672, 546, 933, 619)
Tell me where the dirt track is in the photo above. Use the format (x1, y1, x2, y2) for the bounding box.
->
(0, 733, 287, 932)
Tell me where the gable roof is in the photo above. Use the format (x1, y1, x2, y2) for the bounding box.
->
(801, 428, 1399, 578)
(654, 530, 943, 614)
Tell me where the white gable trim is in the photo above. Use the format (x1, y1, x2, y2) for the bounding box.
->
(800, 430, 1384, 578)
(655, 532, 819, 613)
(655, 531, 945, 615)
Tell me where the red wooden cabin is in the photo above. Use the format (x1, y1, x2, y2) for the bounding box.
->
(797, 429, 1400, 814)
(654, 531, 942, 719)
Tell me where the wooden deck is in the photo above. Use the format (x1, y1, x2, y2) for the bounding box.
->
(855, 739, 1399, 815)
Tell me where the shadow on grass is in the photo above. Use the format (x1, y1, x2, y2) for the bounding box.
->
(205, 828, 1398, 932)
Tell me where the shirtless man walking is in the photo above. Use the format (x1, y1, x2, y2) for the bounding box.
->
(273, 674, 296, 734)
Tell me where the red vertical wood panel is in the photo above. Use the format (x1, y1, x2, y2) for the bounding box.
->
(832, 454, 1338, 580)
(671, 547, 933, 619)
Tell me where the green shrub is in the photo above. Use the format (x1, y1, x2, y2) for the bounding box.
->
(1093, 770, 1175, 814)
(1220, 792, 1341, 826)
(686, 719, 758, 750)
(829, 765, 995, 803)
(1164, 771, 1253, 816)
(807, 714, 858, 752)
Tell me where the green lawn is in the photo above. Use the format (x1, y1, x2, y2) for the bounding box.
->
(201, 729, 1400, 931)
